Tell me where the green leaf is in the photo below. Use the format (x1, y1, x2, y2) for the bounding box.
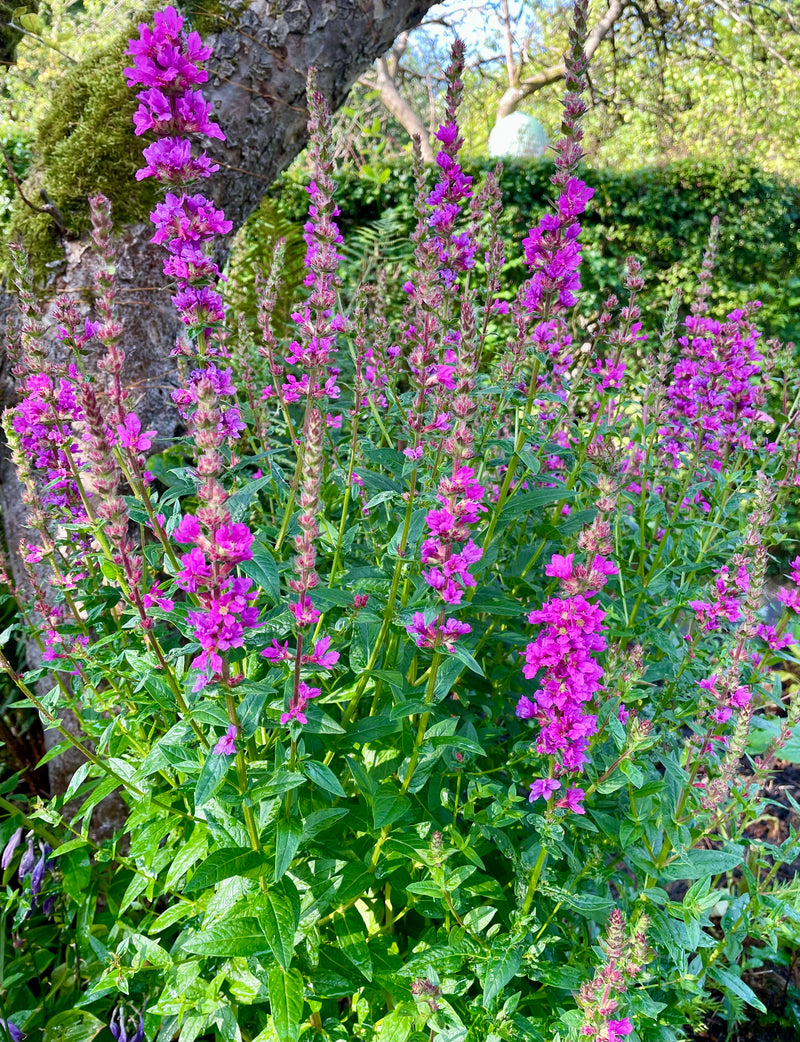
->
(302, 807, 348, 839)
(44, 1011, 104, 1042)
(184, 847, 270, 893)
(195, 748, 233, 808)
(275, 817, 302, 881)
(268, 965, 304, 1042)
(620, 759, 645, 787)
(550, 893, 613, 920)
(659, 848, 743, 881)
(483, 943, 522, 1004)
(709, 966, 767, 1013)
(238, 684, 273, 736)
(182, 918, 270, 957)
(406, 881, 443, 898)
(450, 641, 485, 677)
(335, 861, 373, 905)
(256, 887, 297, 970)
(165, 825, 208, 889)
(303, 759, 346, 798)
(248, 769, 306, 801)
(240, 542, 281, 603)
(149, 902, 196, 934)
(372, 782, 410, 829)
(228, 476, 273, 521)
(497, 486, 574, 525)
(333, 907, 373, 980)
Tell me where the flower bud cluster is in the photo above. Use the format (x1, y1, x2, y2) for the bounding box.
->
(110, 1007, 144, 1042)
(125, 5, 230, 331)
(424, 43, 475, 285)
(79, 381, 147, 613)
(89, 194, 126, 403)
(172, 513, 258, 691)
(521, 547, 618, 813)
(661, 304, 767, 475)
(271, 84, 345, 405)
(1, 829, 55, 915)
(577, 909, 650, 1042)
(288, 407, 324, 628)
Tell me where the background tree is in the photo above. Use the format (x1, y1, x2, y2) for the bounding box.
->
(358, 0, 800, 172)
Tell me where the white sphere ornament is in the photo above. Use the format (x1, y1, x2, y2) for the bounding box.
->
(488, 112, 548, 160)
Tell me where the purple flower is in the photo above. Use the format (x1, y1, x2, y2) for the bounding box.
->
(659, 308, 765, 473)
(544, 553, 574, 579)
(143, 590, 174, 613)
(529, 777, 561, 802)
(214, 522, 253, 562)
(17, 838, 35, 880)
(137, 136, 219, 183)
(163, 245, 222, 283)
(302, 635, 340, 669)
(30, 845, 49, 899)
(519, 565, 607, 779)
(110, 1008, 144, 1042)
(173, 513, 201, 543)
(116, 412, 156, 452)
(515, 695, 536, 719)
(556, 786, 586, 815)
(213, 724, 237, 756)
(133, 86, 225, 139)
(176, 547, 211, 591)
(261, 639, 291, 663)
(281, 681, 321, 726)
(290, 596, 320, 629)
(0, 1020, 23, 1042)
(778, 587, 800, 613)
(125, 6, 211, 91)
(171, 285, 225, 326)
(150, 193, 232, 249)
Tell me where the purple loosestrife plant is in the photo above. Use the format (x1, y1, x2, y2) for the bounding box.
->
(3, 3, 800, 1040)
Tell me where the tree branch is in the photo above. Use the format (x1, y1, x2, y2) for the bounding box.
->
(374, 55, 435, 163)
(496, 0, 629, 120)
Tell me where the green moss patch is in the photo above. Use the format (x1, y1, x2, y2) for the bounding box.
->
(6, 4, 158, 280)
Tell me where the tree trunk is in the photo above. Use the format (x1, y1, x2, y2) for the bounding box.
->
(0, 0, 439, 819)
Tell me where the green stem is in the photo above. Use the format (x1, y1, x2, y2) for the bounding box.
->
(224, 684, 261, 852)
(328, 472, 419, 741)
(521, 844, 548, 916)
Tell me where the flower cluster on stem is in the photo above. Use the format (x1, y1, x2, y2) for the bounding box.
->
(521, 519, 617, 814)
(577, 909, 650, 1042)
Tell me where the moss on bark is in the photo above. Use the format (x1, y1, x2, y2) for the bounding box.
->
(6, 4, 158, 281)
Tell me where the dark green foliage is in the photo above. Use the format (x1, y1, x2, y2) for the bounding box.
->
(273, 157, 800, 344)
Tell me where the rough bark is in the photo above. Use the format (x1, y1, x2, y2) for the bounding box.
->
(0, 0, 439, 822)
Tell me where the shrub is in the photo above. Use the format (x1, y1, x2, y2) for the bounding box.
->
(270, 154, 800, 347)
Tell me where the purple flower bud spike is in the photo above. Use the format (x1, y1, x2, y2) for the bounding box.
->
(29, 847, 48, 900)
(1, 827, 23, 870)
(17, 838, 35, 880)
